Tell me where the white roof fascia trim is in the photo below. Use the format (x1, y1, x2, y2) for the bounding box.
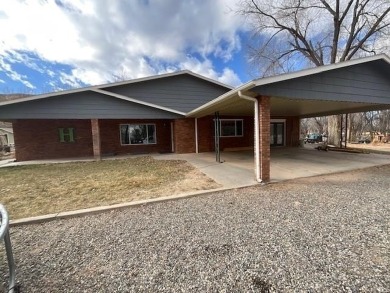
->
(0, 72, 183, 107)
(0, 87, 92, 106)
(99, 70, 233, 90)
(91, 89, 186, 116)
(99, 71, 188, 88)
(186, 81, 255, 117)
(182, 71, 234, 89)
(0, 70, 233, 107)
(0, 78, 125, 106)
(253, 53, 390, 87)
(97, 70, 233, 89)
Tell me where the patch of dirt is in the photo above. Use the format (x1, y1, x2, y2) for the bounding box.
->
(347, 142, 390, 153)
(166, 167, 221, 195)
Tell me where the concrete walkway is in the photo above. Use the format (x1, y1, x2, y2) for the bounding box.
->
(155, 152, 257, 188)
(0, 158, 15, 167)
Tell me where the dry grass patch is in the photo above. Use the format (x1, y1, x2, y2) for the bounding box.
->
(0, 156, 220, 219)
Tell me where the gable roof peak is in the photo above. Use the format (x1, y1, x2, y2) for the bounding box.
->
(100, 69, 233, 90)
(0, 69, 232, 107)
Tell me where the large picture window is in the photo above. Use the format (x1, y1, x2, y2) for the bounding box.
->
(220, 119, 243, 137)
(120, 124, 156, 145)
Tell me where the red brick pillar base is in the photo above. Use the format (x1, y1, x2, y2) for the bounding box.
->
(91, 119, 101, 160)
(257, 96, 271, 182)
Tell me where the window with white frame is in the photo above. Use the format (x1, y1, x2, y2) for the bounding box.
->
(120, 124, 156, 145)
(219, 119, 243, 137)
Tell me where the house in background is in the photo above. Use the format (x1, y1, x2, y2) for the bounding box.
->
(0, 54, 389, 182)
(0, 123, 14, 146)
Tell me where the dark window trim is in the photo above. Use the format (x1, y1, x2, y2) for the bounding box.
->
(219, 119, 244, 137)
(120, 123, 157, 145)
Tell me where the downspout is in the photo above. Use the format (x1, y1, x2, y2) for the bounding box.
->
(238, 91, 262, 183)
(195, 118, 199, 153)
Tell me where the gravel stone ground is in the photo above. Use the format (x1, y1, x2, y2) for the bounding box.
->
(1, 165, 390, 292)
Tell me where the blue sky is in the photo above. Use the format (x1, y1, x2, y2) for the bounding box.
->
(0, 0, 253, 95)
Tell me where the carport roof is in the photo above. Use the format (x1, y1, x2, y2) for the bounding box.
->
(187, 54, 390, 118)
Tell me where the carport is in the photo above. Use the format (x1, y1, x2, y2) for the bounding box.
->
(187, 54, 390, 182)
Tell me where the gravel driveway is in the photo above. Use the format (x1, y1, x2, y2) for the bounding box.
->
(1, 165, 390, 292)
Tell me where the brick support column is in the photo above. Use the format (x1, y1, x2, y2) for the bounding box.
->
(91, 119, 101, 160)
(257, 96, 271, 181)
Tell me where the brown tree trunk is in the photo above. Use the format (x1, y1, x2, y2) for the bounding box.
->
(328, 115, 341, 146)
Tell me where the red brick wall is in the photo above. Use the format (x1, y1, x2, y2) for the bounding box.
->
(13, 119, 174, 161)
(197, 116, 254, 152)
(220, 116, 254, 150)
(197, 115, 300, 152)
(286, 116, 300, 146)
(13, 119, 93, 161)
(272, 116, 300, 147)
(174, 118, 195, 153)
(197, 116, 214, 152)
(99, 119, 172, 155)
(12, 115, 300, 161)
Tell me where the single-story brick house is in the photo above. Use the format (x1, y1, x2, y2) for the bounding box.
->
(0, 54, 389, 181)
(0, 126, 14, 146)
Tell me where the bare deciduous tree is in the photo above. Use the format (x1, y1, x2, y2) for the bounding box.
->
(239, 0, 390, 75)
(238, 0, 390, 145)
(348, 112, 364, 141)
(301, 116, 328, 136)
(378, 110, 390, 135)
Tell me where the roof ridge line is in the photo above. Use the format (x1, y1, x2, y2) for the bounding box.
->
(91, 89, 186, 116)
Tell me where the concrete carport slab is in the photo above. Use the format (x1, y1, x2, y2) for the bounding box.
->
(270, 147, 390, 181)
(156, 148, 390, 187)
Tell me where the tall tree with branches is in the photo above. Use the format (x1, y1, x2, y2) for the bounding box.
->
(239, 0, 389, 75)
(238, 0, 390, 145)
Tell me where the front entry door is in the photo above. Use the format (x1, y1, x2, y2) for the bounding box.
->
(270, 122, 284, 146)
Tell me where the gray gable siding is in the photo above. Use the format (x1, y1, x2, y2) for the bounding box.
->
(254, 61, 390, 105)
(102, 74, 231, 113)
(0, 91, 182, 119)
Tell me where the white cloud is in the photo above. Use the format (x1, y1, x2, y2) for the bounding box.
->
(0, 0, 246, 90)
(47, 70, 56, 78)
(218, 68, 242, 86)
(0, 56, 35, 89)
(173, 56, 241, 86)
(0, 1, 96, 63)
